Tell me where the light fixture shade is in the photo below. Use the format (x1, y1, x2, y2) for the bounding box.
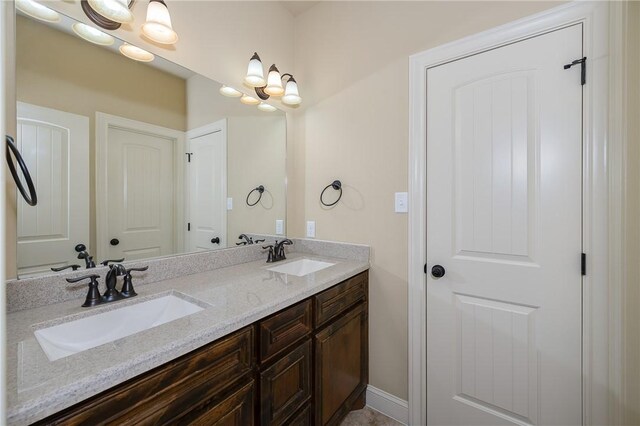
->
(15, 0, 60, 22)
(119, 43, 155, 62)
(244, 52, 265, 87)
(264, 64, 284, 96)
(72, 23, 115, 46)
(87, 0, 133, 24)
(258, 103, 277, 112)
(240, 95, 260, 105)
(282, 76, 302, 105)
(219, 85, 243, 98)
(141, 0, 178, 45)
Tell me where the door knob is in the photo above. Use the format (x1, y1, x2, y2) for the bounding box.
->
(431, 265, 446, 278)
(110, 238, 120, 246)
(211, 237, 220, 244)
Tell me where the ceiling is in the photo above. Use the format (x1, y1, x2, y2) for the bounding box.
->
(279, 1, 321, 17)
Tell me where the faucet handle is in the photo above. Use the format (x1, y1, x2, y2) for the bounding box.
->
(100, 258, 125, 266)
(51, 264, 81, 272)
(121, 266, 148, 298)
(66, 274, 101, 307)
(262, 245, 275, 263)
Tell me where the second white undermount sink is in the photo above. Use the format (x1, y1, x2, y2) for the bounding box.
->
(267, 259, 335, 276)
(34, 292, 205, 362)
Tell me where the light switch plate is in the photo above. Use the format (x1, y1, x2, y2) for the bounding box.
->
(306, 221, 316, 238)
(275, 219, 284, 235)
(395, 192, 408, 213)
(227, 198, 233, 210)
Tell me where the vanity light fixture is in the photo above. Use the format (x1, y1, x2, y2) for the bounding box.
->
(240, 94, 260, 106)
(72, 23, 115, 46)
(86, 0, 134, 24)
(119, 43, 155, 62)
(243, 52, 302, 105)
(219, 85, 243, 98)
(257, 103, 277, 112)
(141, 0, 178, 45)
(15, 0, 60, 23)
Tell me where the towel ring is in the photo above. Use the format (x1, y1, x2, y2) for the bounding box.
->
(246, 185, 265, 206)
(320, 180, 342, 207)
(6, 135, 37, 206)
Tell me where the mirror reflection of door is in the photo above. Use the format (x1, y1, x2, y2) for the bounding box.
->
(97, 113, 185, 262)
(186, 119, 227, 252)
(16, 102, 89, 275)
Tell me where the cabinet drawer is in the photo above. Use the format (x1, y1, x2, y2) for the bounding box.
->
(283, 403, 311, 426)
(314, 271, 368, 327)
(37, 326, 255, 425)
(259, 299, 312, 364)
(177, 380, 255, 426)
(260, 340, 312, 426)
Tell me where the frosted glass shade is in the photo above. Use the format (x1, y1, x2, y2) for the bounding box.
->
(219, 86, 243, 98)
(119, 43, 155, 62)
(141, 0, 178, 45)
(244, 53, 265, 87)
(15, 0, 60, 22)
(264, 65, 284, 96)
(240, 95, 260, 105)
(72, 23, 115, 46)
(87, 0, 133, 24)
(258, 103, 277, 112)
(282, 77, 302, 105)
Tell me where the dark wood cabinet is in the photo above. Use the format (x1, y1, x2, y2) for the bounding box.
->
(259, 340, 312, 425)
(314, 302, 368, 426)
(35, 270, 369, 426)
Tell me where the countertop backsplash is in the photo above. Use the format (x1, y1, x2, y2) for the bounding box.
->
(6, 238, 370, 313)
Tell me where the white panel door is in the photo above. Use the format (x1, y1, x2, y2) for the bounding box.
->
(106, 126, 174, 261)
(187, 120, 226, 251)
(426, 25, 583, 425)
(16, 103, 89, 275)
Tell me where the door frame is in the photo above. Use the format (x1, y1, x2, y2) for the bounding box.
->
(184, 119, 227, 251)
(95, 112, 185, 261)
(408, 2, 622, 425)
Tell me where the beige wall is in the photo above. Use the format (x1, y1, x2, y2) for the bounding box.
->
(624, 1, 640, 423)
(290, 1, 563, 400)
(14, 15, 186, 271)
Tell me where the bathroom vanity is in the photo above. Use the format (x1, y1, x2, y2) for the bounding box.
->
(5, 241, 370, 425)
(34, 271, 368, 426)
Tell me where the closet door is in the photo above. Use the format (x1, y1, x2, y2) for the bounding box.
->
(426, 24, 583, 425)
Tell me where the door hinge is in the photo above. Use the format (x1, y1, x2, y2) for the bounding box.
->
(581, 253, 586, 276)
(564, 57, 587, 85)
(424, 263, 427, 274)
(185, 152, 193, 162)
(187, 222, 191, 231)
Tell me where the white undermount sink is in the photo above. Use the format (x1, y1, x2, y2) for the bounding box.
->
(267, 259, 335, 277)
(34, 292, 205, 361)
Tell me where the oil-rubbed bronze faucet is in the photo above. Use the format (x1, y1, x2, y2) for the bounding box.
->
(263, 239, 293, 263)
(66, 265, 149, 307)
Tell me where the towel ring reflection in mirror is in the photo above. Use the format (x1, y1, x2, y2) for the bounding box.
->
(320, 180, 342, 207)
(246, 185, 265, 206)
(6, 135, 38, 206)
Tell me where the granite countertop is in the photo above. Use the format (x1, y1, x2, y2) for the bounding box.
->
(6, 252, 369, 425)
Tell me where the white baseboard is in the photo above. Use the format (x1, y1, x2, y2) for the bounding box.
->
(366, 385, 409, 425)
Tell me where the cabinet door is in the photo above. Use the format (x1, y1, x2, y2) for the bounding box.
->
(178, 380, 255, 426)
(260, 340, 311, 425)
(314, 303, 368, 426)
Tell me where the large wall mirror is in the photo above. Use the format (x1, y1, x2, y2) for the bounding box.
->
(14, 11, 287, 277)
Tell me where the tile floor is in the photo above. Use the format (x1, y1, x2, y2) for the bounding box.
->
(340, 407, 403, 425)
